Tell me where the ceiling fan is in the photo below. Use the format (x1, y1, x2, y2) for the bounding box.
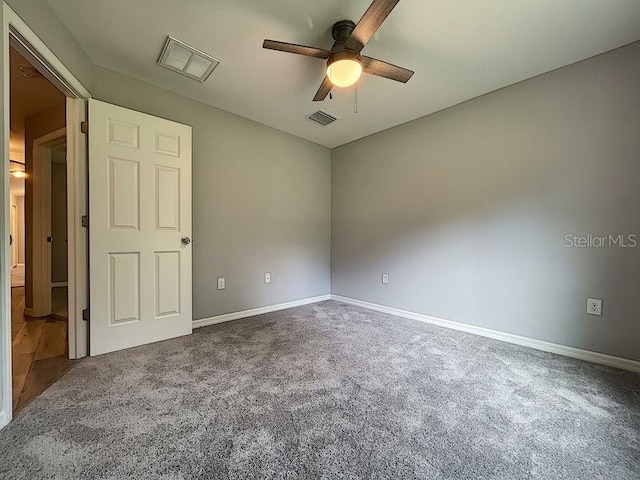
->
(263, 0, 414, 101)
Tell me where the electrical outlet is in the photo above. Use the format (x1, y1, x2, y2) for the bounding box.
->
(217, 277, 226, 290)
(382, 273, 389, 285)
(265, 273, 271, 284)
(587, 298, 602, 316)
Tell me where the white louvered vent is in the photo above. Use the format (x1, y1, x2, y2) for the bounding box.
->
(158, 36, 220, 82)
(307, 111, 338, 126)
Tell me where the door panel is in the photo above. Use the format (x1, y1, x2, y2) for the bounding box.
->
(155, 251, 180, 317)
(89, 99, 192, 355)
(155, 166, 180, 230)
(108, 252, 140, 325)
(109, 157, 139, 230)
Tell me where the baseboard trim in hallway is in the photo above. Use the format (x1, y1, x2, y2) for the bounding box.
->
(331, 294, 640, 373)
(192, 294, 332, 329)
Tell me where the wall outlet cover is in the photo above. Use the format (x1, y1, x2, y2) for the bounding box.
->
(587, 298, 602, 316)
(217, 277, 226, 290)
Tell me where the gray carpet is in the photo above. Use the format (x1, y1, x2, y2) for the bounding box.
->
(0, 300, 638, 479)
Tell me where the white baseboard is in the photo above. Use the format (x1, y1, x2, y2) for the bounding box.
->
(0, 410, 8, 429)
(193, 294, 332, 329)
(332, 295, 640, 373)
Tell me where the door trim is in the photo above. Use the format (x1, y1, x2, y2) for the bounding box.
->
(66, 97, 88, 361)
(1, 2, 91, 428)
(9, 203, 16, 267)
(31, 128, 66, 318)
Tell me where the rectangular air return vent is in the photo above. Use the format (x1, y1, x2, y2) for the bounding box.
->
(158, 36, 220, 82)
(307, 111, 338, 126)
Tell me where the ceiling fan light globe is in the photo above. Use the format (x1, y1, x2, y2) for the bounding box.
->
(327, 58, 362, 88)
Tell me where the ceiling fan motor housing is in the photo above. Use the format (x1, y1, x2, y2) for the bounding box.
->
(332, 20, 357, 49)
(329, 20, 361, 68)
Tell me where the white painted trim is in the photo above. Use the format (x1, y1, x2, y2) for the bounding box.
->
(331, 295, 640, 373)
(1, 1, 13, 429)
(9, 203, 17, 266)
(66, 98, 88, 359)
(32, 128, 66, 318)
(0, 410, 7, 429)
(193, 295, 332, 329)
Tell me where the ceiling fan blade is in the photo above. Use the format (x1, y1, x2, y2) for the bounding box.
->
(345, 0, 401, 52)
(263, 40, 331, 59)
(313, 76, 333, 101)
(361, 56, 414, 83)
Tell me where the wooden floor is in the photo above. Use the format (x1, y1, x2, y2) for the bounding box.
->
(11, 286, 75, 413)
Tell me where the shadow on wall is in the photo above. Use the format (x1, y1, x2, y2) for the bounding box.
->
(331, 42, 640, 361)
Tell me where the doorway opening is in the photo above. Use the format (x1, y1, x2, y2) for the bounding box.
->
(2, 4, 90, 427)
(9, 46, 73, 413)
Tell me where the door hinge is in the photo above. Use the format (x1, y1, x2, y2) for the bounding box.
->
(81, 215, 88, 228)
(82, 308, 90, 322)
(80, 121, 88, 134)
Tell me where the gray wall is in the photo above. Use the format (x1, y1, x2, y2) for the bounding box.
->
(92, 67, 331, 319)
(332, 41, 640, 361)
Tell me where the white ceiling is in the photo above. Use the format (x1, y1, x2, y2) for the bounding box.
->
(48, 0, 640, 148)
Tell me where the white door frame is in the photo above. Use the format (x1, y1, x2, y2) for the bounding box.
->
(1, 2, 91, 428)
(9, 203, 17, 267)
(27, 128, 66, 318)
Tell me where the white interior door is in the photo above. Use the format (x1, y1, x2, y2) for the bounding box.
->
(89, 99, 192, 355)
(10, 204, 17, 267)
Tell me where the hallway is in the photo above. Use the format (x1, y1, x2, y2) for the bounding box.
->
(11, 287, 74, 413)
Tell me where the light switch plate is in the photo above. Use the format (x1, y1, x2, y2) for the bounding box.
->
(382, 273, 389, 285)
(217, 277, 226, 290)
(265, 273, 271, 284)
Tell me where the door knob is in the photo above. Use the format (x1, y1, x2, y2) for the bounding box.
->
(181, 237, 191, 246)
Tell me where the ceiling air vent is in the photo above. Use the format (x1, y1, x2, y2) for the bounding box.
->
(307, 110, 337, 126)
(158, 36, 220, 82)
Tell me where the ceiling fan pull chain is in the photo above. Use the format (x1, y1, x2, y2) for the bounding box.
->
(354, 81, 358, 114)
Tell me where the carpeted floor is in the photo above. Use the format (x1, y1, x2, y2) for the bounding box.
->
(0, 300, 638, 479)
